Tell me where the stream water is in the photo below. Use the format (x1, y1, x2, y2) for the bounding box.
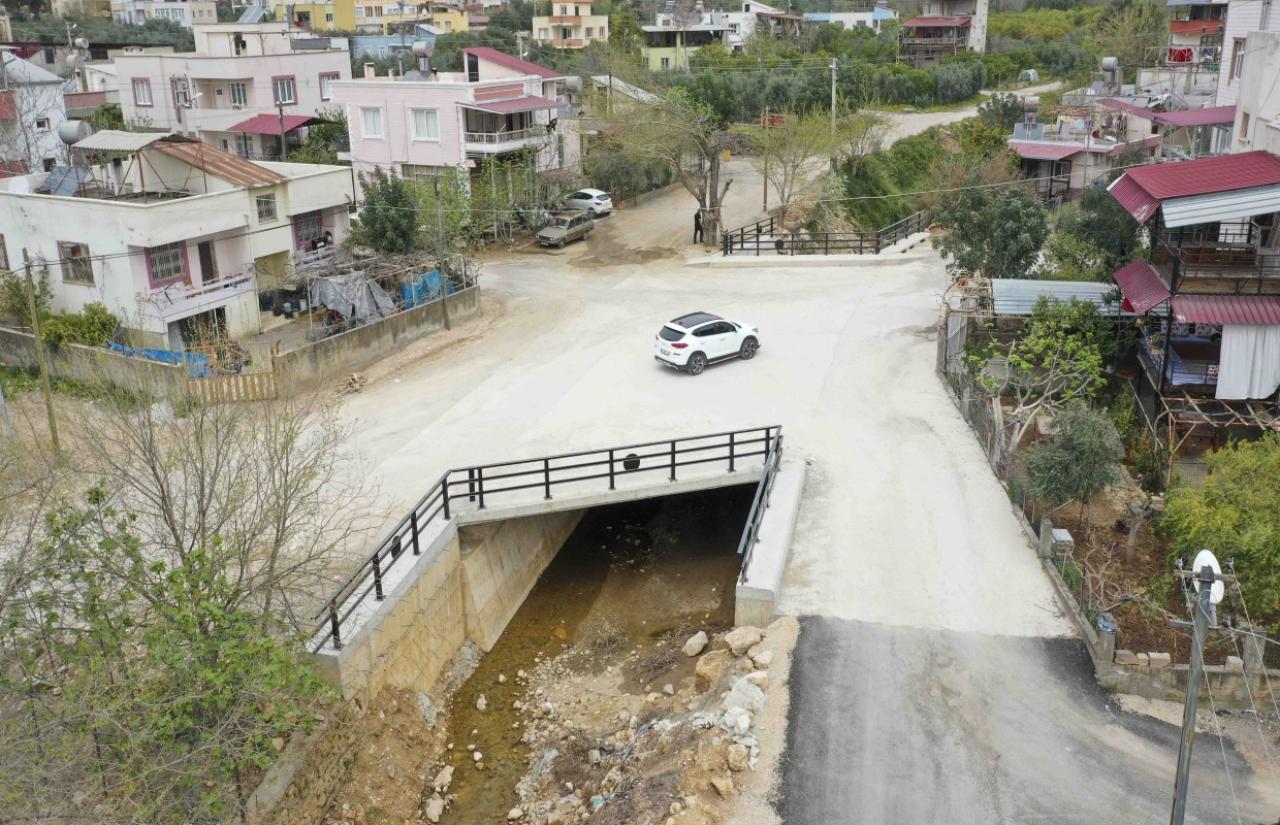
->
(437, 485, 753, 824)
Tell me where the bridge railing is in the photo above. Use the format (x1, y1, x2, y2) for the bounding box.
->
(720, 210, 928, 256)
(736, 429, 784, 582)
(310, 425, 783, 652)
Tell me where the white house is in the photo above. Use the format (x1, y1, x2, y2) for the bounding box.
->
(803, 5, 897, 32)
(654, 0, 808, 52)
(112, 0, 218, 28)
(114, 22, 351, 161)
(0, 53, 70, 176)
(1231, 30, 1280, 152)
(1217, 0, 1280, 106)
(0, 133, 353, 349)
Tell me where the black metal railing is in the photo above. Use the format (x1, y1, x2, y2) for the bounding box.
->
(736, 429, 784, 583)
(721, 210, 928, 256)
(310, 425, 783, 652)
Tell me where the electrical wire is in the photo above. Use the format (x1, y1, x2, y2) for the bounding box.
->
(1225, 582, 1280, 724)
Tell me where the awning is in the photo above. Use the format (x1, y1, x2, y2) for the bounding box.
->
(73, 129, 168, 152)
(1160, 184, 1280, 228)
(227, 114, 323, 135)
(1173, 295, 1280, 325)
(1108, 174, 1162, 224)
(1156, 105, 1235, 127)
(1008, 140, 1080, 161)
(464, 95, 561, 114)
(1112, 260, 1171, 314)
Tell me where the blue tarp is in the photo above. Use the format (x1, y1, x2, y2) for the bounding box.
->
(108, 342, 212, 378)
(400, 270, 456, 309)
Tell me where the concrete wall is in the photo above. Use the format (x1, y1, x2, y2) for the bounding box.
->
(458, 510, 584, 651)
(0, 326, 186, 396)
(274, 285, 479, 390)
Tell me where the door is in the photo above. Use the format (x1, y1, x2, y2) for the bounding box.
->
(695, 322, 735, 359)
(197, 241, 218, 283)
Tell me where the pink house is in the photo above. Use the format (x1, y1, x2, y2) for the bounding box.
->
(332, 47, 579, 188)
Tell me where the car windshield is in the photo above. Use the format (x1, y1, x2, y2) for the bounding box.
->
(658, 326, 684, 342)
(547, 218, 571, 228)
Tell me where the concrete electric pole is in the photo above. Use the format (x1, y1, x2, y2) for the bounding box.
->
(830, 57, 837, 133)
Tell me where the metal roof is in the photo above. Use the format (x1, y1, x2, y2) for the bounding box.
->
(149, 138, 285, 189)
(463, 95, 562, 114)
(1159, 184, 1280, 228)
(991, 279, 1130, 317)
(901, 15, 971, 26)
(227, 113, 323, 135)
(0, 52, 63, 85)
(1156, 105, 1235, 127)
(1007, 141, 1082, 161)
(461, 46, 561, 79)
(1124, 151, 1280, 199)
(73, 130, 168, 152)
(1111, 260, 1171, 314)
(1172, 295, 1280, 325)
(1107, 174, 1162, 224)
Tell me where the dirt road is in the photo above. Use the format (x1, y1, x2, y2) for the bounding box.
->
(876, 81, 1064, 146)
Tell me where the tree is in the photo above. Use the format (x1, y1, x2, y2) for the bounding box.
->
(1161, 435, 1280, 625)
(1095, 0, 1167, 76)
(290, 107, 350, 165)
(350, 168, 422, 254)
(933, 184, 1049, 280)
(1025, 403, 1123, 527)
(609, 10, 645, 57)
(604, 88, 733, 244)
(87, 102, 126, 131)
(1053, 186, 1143, 274)
(750, 111, 840, 222)
(977, 296, 1109, 462)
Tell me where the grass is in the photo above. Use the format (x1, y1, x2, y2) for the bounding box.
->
(0, 366, 142, 407)
(867, 92, 989, 113)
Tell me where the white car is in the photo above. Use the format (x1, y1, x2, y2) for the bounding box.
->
(563, 188, 613, 218)
(653, 312, 760, 375)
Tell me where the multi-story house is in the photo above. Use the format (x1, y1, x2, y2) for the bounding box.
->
(803, 4, 897, 32)
(652, 0, 808, 53)
(1167, 0, 1227, 69)
(532, 0, 610, 50)
(0, 132, 353, 349)
(274, 0, 358, 31)
(1106, 150, 1280, 448)
(898, 0, 988, 68)
(1231, 31, 1280, 152)
(333, 47, 578, 187)
(114, 22, 350, 161)
(642, 22, 726, 70)
(112, 0, 218, 28)
(1217, 0, 1280, 106)
(354, 1, 468, 34)
(0, 53, 69, 176)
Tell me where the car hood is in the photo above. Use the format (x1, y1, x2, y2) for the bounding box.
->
(537, 226, 567, 238)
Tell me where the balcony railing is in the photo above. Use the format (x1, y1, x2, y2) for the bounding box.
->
(550, 38, 586, 48)
(1170, 18, 1223, 35)
(140, 272, 255, 318)
(1155, 230, 1280, 283)
(464, 127, 545, 144)
(900, 35, 962, 45)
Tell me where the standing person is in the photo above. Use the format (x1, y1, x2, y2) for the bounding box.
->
(693, 209, 704, 244)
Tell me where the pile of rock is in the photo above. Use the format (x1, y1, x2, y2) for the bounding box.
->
(338, 372, 367, 395)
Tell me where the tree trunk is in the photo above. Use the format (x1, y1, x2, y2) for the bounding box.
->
(704, 151, 723, 244)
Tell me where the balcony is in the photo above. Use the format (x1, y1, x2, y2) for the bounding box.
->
(550, 38, 586, 48)
(547, 15, 581, 23)
(900, 34, 962, 45)
(463, 127, 547, 153)
(1156, 223, 1280, 289)
(1170, 18, 1222, 36)
(139, 272, 256, 321)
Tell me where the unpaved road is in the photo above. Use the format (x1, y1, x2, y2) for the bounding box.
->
(877, 81, 1064, 146)
(337, 115, 1278, 824)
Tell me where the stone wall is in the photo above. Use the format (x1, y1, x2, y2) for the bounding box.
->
(244, 705, 360, 825)
(274, 286, 480, 391)
(0, 327, 186, 396)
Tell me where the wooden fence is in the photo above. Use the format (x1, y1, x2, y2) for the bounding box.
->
(186, 371, 278, 403)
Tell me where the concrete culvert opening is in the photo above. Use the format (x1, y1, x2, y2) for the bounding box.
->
(440, 484, 757, 824)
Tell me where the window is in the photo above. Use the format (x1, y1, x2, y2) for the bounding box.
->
(229, 81, 247, 106)
(1231, 37, 1245, 80)
(34, 118, 49, 131)
(660, 57, 670, 69)
(559, 4, 566, 13)
(132, 77, 153, 107)
(272, 75, 297, 105)
(0, 235, 8, 271)
(585, 26, 593, 37)
(355, 6, 364, 16)
(410, 108, 439, 140)
(58, 241, 93, 284)
(146, 241, 187, 286)
(256, 192, 278, 222)
(1241, 111, 1251, 142)
(326, 12, 334, 21)
(538, 27, 548, 38)
(319, 72, 339, 100)
(293, 211, 324, 249)
(361, 106, 384, 138)
(401, 164, 444, 183)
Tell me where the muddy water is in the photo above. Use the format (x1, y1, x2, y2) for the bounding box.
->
(438, 485, 753, 824)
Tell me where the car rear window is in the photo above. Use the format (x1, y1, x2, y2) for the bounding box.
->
(658, 326, 685, 342)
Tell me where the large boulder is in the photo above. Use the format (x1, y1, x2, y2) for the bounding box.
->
(721, 677, 766, 714)
(682, 630, 709, 656)
(694, 650, 736, 693)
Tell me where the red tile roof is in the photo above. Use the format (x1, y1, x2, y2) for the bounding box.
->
(1112, 260, 1171, 314)
(901, 15, 971, 27)
(1173, 295, 1280, 325)
(462, 46, 561, 80)
(466, 95, 562, 114)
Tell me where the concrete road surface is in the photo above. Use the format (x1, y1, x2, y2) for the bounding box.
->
(337, 122, 1279, 825)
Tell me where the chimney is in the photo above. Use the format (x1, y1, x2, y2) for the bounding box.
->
(364, 62, 376, 79)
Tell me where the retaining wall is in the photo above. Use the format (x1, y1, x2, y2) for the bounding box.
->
(0, 327, 186, 396)
(274, 286, 480, 391)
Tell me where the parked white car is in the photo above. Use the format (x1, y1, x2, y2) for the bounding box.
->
(563, 188, 613, 218)
(653, 312, 760, 375)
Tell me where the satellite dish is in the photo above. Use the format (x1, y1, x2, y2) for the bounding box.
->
(1191, 549, 1225, 605)
(57, 119, 92, 145)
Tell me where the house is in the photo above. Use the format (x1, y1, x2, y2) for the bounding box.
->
(532, 0, 610, 49)
(0, 133, 353, 349)
(355, 1, 468, 33)
(1167, 0, 1227, 70)
(1097, 97, 1235, 159)
(112, 0, 219, 28)
(803, 4, 897, 32)
(1231, 31, 1280, 153)
(898, 0, 988, 68)
(113, 23, 351, 161)
(0, 53, 70, 176)
(273, 0, 359, 31)
(652, 0, 809, 53)
(1106, 151, 1280, 448)
(1217, 0, 1280, 106)
(641, 23, 726, 71)
(350, 27, 439, 61)
(333, 47, 579, 188)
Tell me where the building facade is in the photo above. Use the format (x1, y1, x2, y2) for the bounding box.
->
(1216, 0, 1280, 106)
(898, 0, 988, 68)
(1232, 31, 1280, 153)
(532, 0, 610, 49)
(0, 53, 70, 176)
(803, 5, 897, 32)
(641, 24, 726, 70)
(0, 133, 353, 348)
(112, 0, 218, 28)
(274, 0, 359, 31)
(113, 23, 350, 160)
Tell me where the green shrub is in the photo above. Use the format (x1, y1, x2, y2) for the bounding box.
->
(41, 303, 120, 349)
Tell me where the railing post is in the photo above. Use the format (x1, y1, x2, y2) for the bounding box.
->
(410, 511, 421, 555)
(875, 230, 883, 253)
(543, 458, 552, 500)
(467, 468, 476, 502)
(608, 449, 616, 490)
(442, 476, 451, 519)
(476, 467, 485, 509)
(328, 602, 342, 650)
(824, 234, 829, 255)
(729, 431, 736, 472)
(373, 553, 384, 600)
(764, 427, 772, 457)
(669, 440, 677, 481)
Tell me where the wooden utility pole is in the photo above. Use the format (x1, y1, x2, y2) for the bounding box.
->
(433, 176, 451, 330)
(21, 252, 58, 452)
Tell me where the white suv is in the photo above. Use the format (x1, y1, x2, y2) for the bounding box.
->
(653, 312, 760, 375)
(563, 189, 613, 218)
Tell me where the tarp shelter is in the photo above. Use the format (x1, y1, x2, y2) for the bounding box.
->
(309, 272, 396, 322)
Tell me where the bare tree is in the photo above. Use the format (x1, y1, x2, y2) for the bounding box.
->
(0, 55, 67, 174)
(751, 111, 884, 223)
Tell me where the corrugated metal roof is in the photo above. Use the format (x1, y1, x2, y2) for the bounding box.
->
(1107, 174, 1162, 224)
(1173, 295, 1280, 325)
(149, 138, 285, 189)
(991, 279, 1130, 317)
(901, 15, 970, 26)
(1156, 105, 1235, 127)
(1008, 140, 1081, 161)
(462, 46, 561, 79)
(1098, 97, 1156, 119)
(227, 114, 322, 135)
(1124, 150, 1280, 199)
(1160, 184, 1280, 228)
(463, 95, 561, 114)
(1112, 260, 1171, 314)
(73, 130, 168, 152)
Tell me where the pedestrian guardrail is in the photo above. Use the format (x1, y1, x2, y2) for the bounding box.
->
(720, 210, 928, 256)
(736, 429, 784, 583)
(310, 425, 783, 652)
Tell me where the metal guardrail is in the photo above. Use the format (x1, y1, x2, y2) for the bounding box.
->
(721, 210, 928, 256)
(736, 430, 784, 583)
(310, 425, 783, 652)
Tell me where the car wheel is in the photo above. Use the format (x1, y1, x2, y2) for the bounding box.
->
(586, 208, 596, 218)
(740, 337, 758, 360)
(557, 239, 566, 249)
(686, 352, 707, 375)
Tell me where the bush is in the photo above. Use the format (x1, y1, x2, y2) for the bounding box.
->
(1025, 403, 1123, 525)
(41, 303, 120, 349)
(930, 61, 985, 104)
(0, 268, 52, 326)
(582, 140, 673, 202)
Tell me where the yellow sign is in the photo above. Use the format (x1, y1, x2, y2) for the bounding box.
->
(722, 148, 731, 162)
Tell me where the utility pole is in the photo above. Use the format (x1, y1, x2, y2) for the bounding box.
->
(433, 176, 451, 330)
(762, 106, 768, 213)
(1169, 555, 1224, 825)
(830, 56, 837, 133)
(21, 252, 58, 452)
